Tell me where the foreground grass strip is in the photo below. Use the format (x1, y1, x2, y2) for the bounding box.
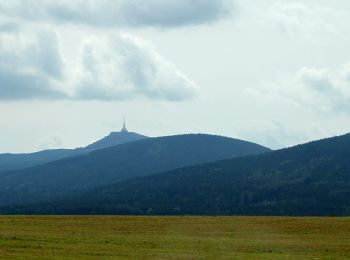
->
(0, 216, 349, 259)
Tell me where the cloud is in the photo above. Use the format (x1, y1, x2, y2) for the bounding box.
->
(0, 22, 18, 33)
(266, 2, 347, 36)
(249, 62, 350, 114)
(0, 0, 228, 102)
(0, 1, 229, 102)
(0, 0, 235, 28)
(74, 34, 197, 101)
(0, 29, 197, 102)
(0, 30, 67, 101)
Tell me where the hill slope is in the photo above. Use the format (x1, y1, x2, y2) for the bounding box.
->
(0, 131, 148, 172)
(12, 133, 350, 216)
(0, 149, 85, 172)
(85, 131, 147, 150)
(0, 134, 269, 207)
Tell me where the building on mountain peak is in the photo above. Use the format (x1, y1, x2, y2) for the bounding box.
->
(121, 115, 128, 133)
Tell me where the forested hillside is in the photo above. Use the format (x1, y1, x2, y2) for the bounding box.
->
(0, 134, 269, 207)
(8, 133, 350, 216)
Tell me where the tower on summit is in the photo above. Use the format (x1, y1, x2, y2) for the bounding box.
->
(121, 115, 128, 133)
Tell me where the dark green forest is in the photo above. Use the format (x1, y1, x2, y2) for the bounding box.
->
(0, 134, 269, 207)
(3, 133, 350, 216)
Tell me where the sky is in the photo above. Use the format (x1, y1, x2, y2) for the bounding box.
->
(1, 0, 350, 153)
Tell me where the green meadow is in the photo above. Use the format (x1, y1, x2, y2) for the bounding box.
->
(0, 216, 349, 259)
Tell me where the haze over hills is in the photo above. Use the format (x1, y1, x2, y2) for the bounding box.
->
(0, 121, 148, 172)
(0, 134, 270, 207)
(9, 133, 350, 216)
(0, 149, 86, 173)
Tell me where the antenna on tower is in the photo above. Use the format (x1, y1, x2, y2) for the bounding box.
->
(121, 114, 128, 133)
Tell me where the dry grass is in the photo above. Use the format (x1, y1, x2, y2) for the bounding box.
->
(0, 216, 349, 259)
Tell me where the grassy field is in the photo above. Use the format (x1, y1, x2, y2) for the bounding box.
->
(0, 216, 349, 259)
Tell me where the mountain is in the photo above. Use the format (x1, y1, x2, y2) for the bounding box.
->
(85, 131, 147, 151)
(0, 149, 85, 172)
(0, 134, 270, 207)
(0, 131, 148, 172)
(10, 133, 350, 216)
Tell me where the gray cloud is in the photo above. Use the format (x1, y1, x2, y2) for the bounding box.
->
(0, 30, 197, 102)
(0, 22, 18, 32)
(0, 0, 235, 28)
(0, 1, 205, 102)
(0, 69, 66, 101)
(0, 30, 66, 101)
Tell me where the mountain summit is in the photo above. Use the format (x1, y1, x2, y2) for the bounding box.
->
(85, 118, 148, 150)
(0, 120, 148, 172)
(85, 131, 148, 151)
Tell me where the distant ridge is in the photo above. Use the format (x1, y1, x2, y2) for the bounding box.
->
(0, 134, 270, 207)
(0, 122, 148, 172)
(9, 132, 350, 216)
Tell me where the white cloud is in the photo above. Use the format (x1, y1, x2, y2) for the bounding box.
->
(0, 29, 197, 101)
(74, 34, 197, 101)
(249, 62, 350, 114)
(265, 2, 348, 36)
(0, 0, 235, 28)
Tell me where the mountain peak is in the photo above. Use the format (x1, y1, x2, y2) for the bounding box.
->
(85, 117, 148, 150)
(85, 131, 148, 151)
